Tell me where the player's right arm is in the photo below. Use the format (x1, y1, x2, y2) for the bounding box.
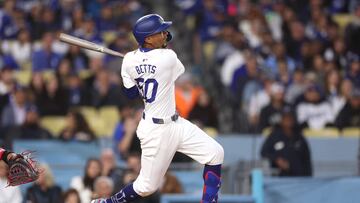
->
(168, 49, 185, 81)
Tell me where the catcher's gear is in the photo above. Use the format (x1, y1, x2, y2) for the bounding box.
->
(5, 151, 40, 187)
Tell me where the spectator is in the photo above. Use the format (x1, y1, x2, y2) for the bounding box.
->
(67, 73, 92, 107)
(220, 31, 246, 87)
(59, 109, 96, 142)
(175, 73, 203, 119)
(93, 176, 114, 199)
(1, 85, 29, 127)
(0, 161, 22, 203)
(160, 172, 183, 194)
(284, 69, 306, 105)
(1, 28, 32, 68)
(344, 4, 360, 56)
(0, 67, 15, 116)
(70, 158, 102, 203)
(323, 37, 348, 69)
(37, 75, 69, 116)
(100, 148, 123, 192)
(29, 72, 46, 104)
(31, 32, 62, 72)
(113, 106, 142, 159)
(56, 58, 73, 88)
(94, 5, 116, 32)
(25, 163, 63, 203)
(0, 0, 19, 39)
(325, 70, 348, 118)
(247, 78, 273, 131)
(335, 88, 360, 129)
(231, 52, 260, 104)
(259, 83, 287, 131)
(188, 90, 218, 129)
(91, 69, 127, 108)
(296, 84, 334, 129)
(264, 42, 296, 77)
(12, 105, 53, 139)
(63, 188, 81, 203)
(346, 56, 360, 88)
(63, 45, 89, 73)
(261, 109, 312, 176)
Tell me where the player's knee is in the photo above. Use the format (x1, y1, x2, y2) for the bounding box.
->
(208, 143, 224, 165)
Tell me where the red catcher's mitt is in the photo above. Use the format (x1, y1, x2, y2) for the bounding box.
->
(6, 151, 40, 187)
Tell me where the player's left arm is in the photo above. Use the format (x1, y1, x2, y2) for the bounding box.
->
(121, 55, 140, 99)
(123, 86, 140, 99)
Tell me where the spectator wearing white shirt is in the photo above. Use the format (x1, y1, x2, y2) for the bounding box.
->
(296, 84, 334, 130)
(1, 29, 32, 68)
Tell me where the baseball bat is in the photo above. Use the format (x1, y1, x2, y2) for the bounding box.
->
(59, 33, 124, 58)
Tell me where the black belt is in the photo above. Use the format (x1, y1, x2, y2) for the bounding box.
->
(142, 112, 179, 124)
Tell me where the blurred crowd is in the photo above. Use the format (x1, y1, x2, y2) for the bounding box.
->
(172, 0, 360, 133)
(0, 148, 183, 203)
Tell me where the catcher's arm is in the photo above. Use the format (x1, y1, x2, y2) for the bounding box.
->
(0, 148, 17, 164)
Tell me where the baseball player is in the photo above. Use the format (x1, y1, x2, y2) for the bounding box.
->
(92, 14, 224, 203)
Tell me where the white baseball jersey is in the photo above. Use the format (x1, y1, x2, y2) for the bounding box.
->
(121, 48, 184, 118)
(120, 48, 224, 197)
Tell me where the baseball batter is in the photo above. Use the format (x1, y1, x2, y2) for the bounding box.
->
(92, 14, 224, 203)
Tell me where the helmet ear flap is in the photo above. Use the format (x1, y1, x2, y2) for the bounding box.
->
(166, 31, 172, 42)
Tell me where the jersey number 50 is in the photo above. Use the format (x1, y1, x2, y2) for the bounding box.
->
(135, 78, 158, 103)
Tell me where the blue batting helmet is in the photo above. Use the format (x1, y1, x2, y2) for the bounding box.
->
(133, 14, 173, 46)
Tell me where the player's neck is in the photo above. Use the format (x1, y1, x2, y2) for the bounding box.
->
(139, 46, 153, 52)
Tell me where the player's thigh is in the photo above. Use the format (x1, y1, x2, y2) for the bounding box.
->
(134, 121, 179, 196)
(176, 118, 224, 165)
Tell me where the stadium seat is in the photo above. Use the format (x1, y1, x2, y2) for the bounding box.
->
(78, 69, 93, 80)
(332, 14, 352, 30)
(98, 106, 120, 137)
(261, 127, 272, 137)
(102, 31, 117, 44)
(303, 127, 340, 138)
(40, 116, 66, 137)
(341, 127, 360, 137)
(87, 116, 108, 137)
(79, 106, 98, 119)
(13, 70, 32, 86)
(42, 70, 55, 81)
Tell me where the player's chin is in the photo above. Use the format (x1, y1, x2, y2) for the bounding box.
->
(162, 43, 168, 48)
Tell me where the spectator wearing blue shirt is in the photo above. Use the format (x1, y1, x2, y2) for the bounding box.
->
(112, 105, 141, 159)
(94, 5, 116, 33)
(264, 42, 296, 77)
(31, 32, 62, 72)
(0, 0, 20, 39)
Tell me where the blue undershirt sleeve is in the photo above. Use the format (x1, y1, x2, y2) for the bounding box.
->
(123, 86, 140, 99)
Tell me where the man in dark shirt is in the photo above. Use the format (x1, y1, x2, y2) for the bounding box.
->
(261, 108, 312, 176)
(335, 88, 360, 129)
